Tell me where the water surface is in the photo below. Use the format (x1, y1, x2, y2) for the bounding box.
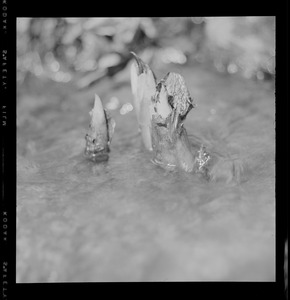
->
(17, 64, 275, 282)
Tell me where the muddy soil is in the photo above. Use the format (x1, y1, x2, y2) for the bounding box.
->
(16, 62, 275, 282)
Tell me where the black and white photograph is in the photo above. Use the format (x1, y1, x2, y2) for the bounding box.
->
(14, 16, 279, 283)
(0, 11, 286, 296)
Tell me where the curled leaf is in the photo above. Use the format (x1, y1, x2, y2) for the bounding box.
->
(130, 52, 156, 151)
(163, 72, 195, 118)
(154, 83, 172, 119)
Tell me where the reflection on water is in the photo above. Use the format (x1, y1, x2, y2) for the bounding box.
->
(16, 63, 275, 282)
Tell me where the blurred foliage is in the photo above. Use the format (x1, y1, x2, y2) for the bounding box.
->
(17, 17, 275, 88)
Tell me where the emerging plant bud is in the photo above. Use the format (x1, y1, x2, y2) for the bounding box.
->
(151, 80, 197, 172)
(130, 52, 211, 174)
(130, 52, 156, 151)
(84, 94, 115, 162)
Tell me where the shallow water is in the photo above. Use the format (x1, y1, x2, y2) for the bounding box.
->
(16, 63, 275, 282)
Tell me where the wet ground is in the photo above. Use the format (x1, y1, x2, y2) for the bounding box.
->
(16, 62, 275, 282)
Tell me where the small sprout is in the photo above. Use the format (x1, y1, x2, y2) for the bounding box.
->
(84, 94, 115, 162)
